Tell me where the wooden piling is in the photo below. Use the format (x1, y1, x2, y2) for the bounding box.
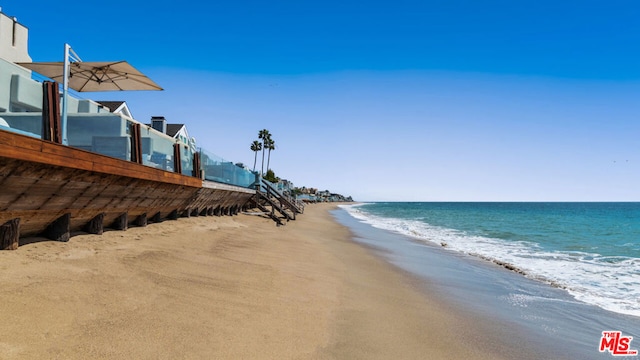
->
(1, 218, 20, 250)
(113, 213, 128, 230)
(44, 213, 71, 242)
(135, 213, 147, 227)
(151, 212, 162, 223)
(85, 213, 105, 235)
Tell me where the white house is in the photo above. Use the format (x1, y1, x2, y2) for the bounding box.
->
(97, 101, 134, 119)
(149, 116, 195, 150)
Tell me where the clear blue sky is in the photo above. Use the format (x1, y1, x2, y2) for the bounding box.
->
(4, 1, 640, 201)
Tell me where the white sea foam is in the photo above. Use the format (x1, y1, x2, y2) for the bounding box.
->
(340, 204, 640, 318)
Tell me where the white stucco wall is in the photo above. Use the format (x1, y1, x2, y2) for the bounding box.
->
(0, 12, 31, 63)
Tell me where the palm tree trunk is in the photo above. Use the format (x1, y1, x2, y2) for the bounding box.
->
(266, 148, 272, 173)
(253, 151, 258, 171)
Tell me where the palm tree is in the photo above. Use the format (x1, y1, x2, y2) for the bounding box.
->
(265, 138, 275, 174)
(250, 140, 262, 172)
(258, 129, 271, 176)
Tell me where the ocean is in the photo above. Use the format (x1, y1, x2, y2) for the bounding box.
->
(335, 202, 640, 359)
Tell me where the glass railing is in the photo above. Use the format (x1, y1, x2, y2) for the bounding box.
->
(67, 114, 130, 159)
(0, 58, 43, 137)
(199, 148, 257, 188)
(180, 143, 195, 177)
(138, 123, 175, 171)
(0, 113, 42, 138)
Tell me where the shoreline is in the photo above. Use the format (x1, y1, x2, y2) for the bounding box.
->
(333, 204, 640, 359)
(0, 203, 545, 359)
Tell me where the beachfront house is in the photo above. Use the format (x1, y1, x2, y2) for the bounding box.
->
(0, 7, 305, 245)
(0, 9, 255, 188)
(148, 116, 195, 150)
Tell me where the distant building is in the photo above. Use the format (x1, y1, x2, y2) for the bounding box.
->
(276, 179, 294, 194)
(148, 116, 195, 150)
(297, 187, 317, 195)
(294, 186, 352, 203)
(296, 194, 318, 203)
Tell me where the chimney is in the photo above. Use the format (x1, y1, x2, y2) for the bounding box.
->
(151, 116, 167, 134)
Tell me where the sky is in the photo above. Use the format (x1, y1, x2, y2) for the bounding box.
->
(3, 1, 640, 201)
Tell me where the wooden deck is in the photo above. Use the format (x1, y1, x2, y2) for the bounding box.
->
(0, 129, 255, 249)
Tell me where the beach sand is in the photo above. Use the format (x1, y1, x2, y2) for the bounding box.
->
(0, 203, 539, 359)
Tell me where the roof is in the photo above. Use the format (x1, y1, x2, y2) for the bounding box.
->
(97, 101, 126, 112)
(96, 100, 134, 119)
(166, 124, 185, 137)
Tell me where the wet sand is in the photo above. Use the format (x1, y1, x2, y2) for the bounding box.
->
(0, 203, 539, 359)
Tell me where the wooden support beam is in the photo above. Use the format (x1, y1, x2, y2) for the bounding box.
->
(1, 218, 20, 250)
(173, 143, 182, 174)
(207, 207, 214, 216)
(113, 213, 128, 230)
(168, 210, 179, 220)
(42, 81, 62, 144)
(193, 151, 202, 178)
(85, 213, 105, 235)
(151, 212, 162, 223)
(44, 213, 71, 242)
(135, 213, 147, 227)
(213, 206, 221, 216)
(130, 123, 143, 164)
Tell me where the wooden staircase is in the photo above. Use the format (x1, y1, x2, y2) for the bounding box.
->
(252, 178, 304, 225)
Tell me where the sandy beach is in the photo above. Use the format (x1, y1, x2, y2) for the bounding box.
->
(0, 203, 539, 359)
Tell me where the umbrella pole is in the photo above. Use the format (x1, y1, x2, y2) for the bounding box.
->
(61, 43, 70, 145)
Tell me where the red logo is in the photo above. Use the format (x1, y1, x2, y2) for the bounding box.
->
(600, 331, 638, 356)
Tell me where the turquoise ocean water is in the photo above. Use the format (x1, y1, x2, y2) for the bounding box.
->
(342, 202, 640, 318)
